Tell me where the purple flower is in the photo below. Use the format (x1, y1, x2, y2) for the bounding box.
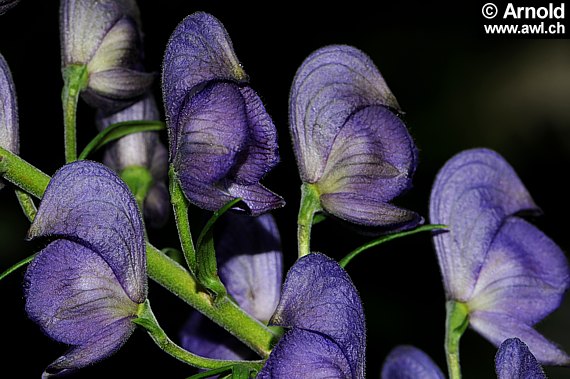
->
(25, 160, 146, 376)
(380, 339, 546, 379)
(180, 213, 282, 360)
(0, 0, 20, 15)
(97, 94, 169, 227)
(258, 253, 366, 378)
(0, 53, 19, 189)
(496, 338, 546, 379)
(60, 0, 153, 111)
(162, 12, 284, 215)
(289, 45, 420, 228)
(381, 345, 445, 379)
(430, 148, 570, 365)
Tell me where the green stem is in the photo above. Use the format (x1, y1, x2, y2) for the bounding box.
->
(134, 300, 264, 371)
(445, 300, 469, 379)
(15, 189, 37, 222)
(0, 146, 50, 198)
(62, 64, 88, 163)
(120, 166, 153, 211)
(0, 253, 38, 281)
(169, 166, 197, 273)
(297, 183, 321, 258)
(339, 224, 448, 268)
(146, 243, 276, 358)
(0, 149, 277, 358)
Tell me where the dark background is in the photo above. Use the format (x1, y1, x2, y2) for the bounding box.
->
(1, 1, 570, 378)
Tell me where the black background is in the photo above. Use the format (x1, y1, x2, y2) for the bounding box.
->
(1, 1, 570, 378)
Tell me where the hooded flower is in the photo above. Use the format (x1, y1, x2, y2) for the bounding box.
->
(162, 12, 284, 215)
(180, 213, 282, 360)
(25, 160, 146, 377)
(496, 338, 547, 379)
(0, 0, 20, 15)
(430, 148, 570, 365)
(0, 53, 19, 189)
(60, 0, 153, 111)
(381, 345, 445, 379)
(380, 338, 546, 379)
(289, 45, 420, 228)
(96, 94, 169, 227)
(258, 253, 366, 379)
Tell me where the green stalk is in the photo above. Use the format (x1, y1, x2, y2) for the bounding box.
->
(146, 243, 276, 358)
(135, 300, 264, 371)
(62, 64, 88, 163)
(0, 148, 277, 358)
(445, 300, 469, 379)
(297, 183, 321, 258)
(339, 224, 448, 268)
(0, 146, 50, 197)
(169, 166, 196, 273)
(120, 166, 153, 211)
(15, 189, 37, 222)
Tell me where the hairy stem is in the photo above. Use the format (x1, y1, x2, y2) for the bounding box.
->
(445, 300, 469, 379)
(146, 243, 276, 358)
(135, 300, 264, 371)
(169, 166, 197, 273)
(62, 64, 88, 163)
(15, 189, 37, 222)
(297, 183, 321, 258)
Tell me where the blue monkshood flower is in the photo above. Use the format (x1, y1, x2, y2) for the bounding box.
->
(162, 12, 284, 215)
(0, 0, 20, 15)
(381, 338, 546, 379)
(60, 0, 153, 111)
(496, 338, 547, 379)
(180, 212, 283, 360)
(430, 148, 570, 365)
(381, 345, 445, 379)
(258, 253, 366, 379)
(24, 161, 146, 377)
(0, 53, 19, 190)
(96, 94, 169, 227)
(289, 45, 420, 229)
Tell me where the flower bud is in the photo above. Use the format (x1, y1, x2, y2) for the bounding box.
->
(60, 0, 153, 112)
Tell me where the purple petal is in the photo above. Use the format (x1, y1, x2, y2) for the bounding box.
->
(88, 68, 154, 100)
(270, 253, 365, 378)
(180, 311, 251, 361)
(173, 81, 283, 214)
(216, 213, 282, 322)
(97, 93, 160, 130)
(143, 181, 169, 228)
(321, 192, 421, 229)
(429, 148, 538, 300)
(60, 0, 141, 66)
(0, 0, 20, 15)
(381, 345, 445, 379)
(469, 218, 570, 325)
(289, 45, 399, 182)
(257, 329, 353, 379)
(28, 161, 146, 303)
(162, 11, 247, 144)
(174, 82, 248, 183)
(24, 240, 138, 376)
(470, 311, 570, 365)
(319, 106, 417, 202)
(495, 338, 546, 379)
(98, 95, 161, 169)
(230, 86, 279, 185)
(0, 53, 19, 156)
